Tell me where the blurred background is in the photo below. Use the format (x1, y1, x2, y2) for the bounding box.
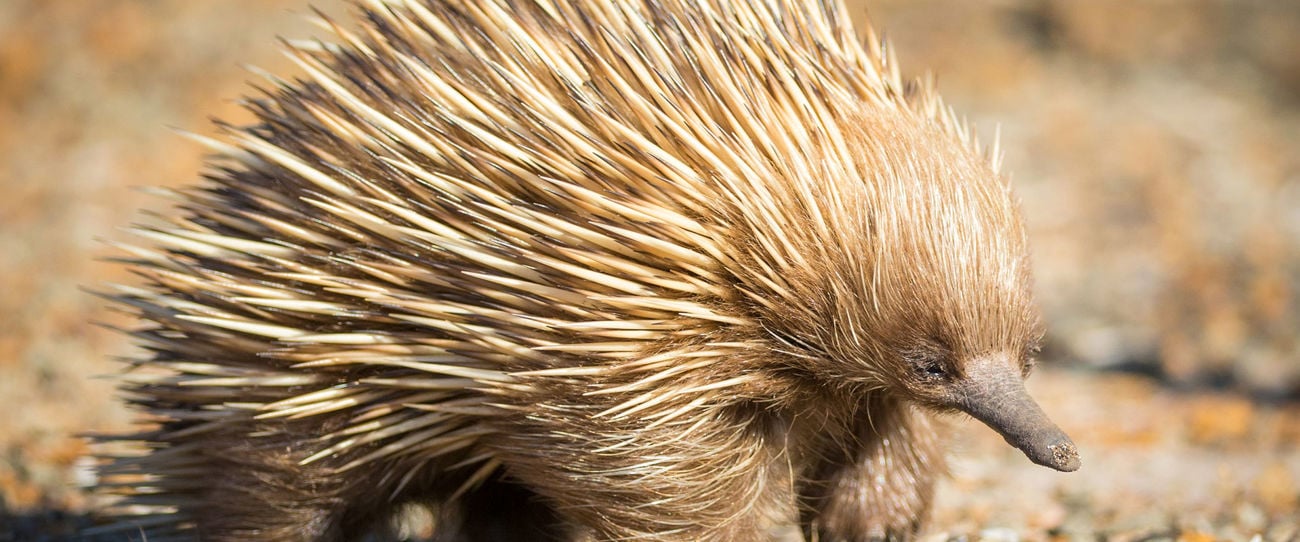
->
(1, 0, 1297, 540)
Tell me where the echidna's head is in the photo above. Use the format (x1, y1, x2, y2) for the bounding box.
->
(743, 107, 1079, 472)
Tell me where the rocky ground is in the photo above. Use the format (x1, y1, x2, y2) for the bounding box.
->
(2, 1, 1297, 540)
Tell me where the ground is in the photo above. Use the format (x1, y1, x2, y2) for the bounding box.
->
(1, 1, 1297, 540)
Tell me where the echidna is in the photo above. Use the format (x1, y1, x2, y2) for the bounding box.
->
(93, 0, 1080, 540)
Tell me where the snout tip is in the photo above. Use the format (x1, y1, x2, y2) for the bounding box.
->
(1045, 440, 1081, 472)
(1024, 436, 1080, 472)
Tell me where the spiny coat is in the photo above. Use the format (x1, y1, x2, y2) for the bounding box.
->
(93, 0, 1078, 540)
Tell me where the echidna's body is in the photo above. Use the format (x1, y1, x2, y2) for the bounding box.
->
(95, 1, 1078, 540)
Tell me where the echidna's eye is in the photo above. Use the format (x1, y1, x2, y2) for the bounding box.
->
(917, 359, 947, 380)
(904, 338, 952, 381)
(906, 352, 949, 381)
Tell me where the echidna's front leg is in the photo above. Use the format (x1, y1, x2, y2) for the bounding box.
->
(799, 400, 943, 541)
(487, 404, 786, 542)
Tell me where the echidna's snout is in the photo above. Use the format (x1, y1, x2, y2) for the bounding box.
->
(954, 357, 1081, 472)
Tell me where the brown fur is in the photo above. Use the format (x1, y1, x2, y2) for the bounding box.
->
(92, 1, 1072, 541)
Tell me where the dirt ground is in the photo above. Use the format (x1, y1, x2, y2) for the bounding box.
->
(2, 1, 1297, 540)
